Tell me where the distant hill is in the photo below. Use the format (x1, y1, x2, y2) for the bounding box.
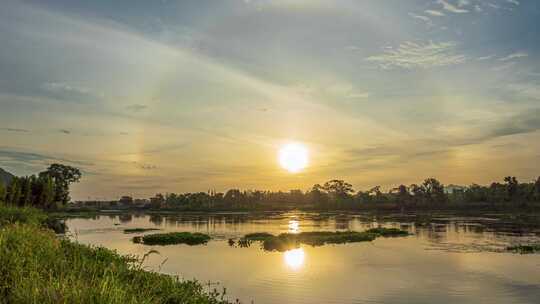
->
(0, 168, 14, 186)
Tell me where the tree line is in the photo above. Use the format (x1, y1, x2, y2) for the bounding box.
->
(0, 164, 81, 209)
(145, 176, 540, 211)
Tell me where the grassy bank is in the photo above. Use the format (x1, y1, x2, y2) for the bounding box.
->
(0, 205, 231, 304)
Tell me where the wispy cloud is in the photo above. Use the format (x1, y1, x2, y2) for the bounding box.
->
(507, 0, 520, 5)
(499, 52, 528, 61)
(40, 82, 103, 102)
(477, 55, 495, 60)
(125, 104, 148, 112)
(425, 10, 445, 16)
(366, 41, 466, 69)
(42, 82, 92, 95)
(1, 128, 30, 133)
(408, 13, 432, 24)
(437, 0, 469, 13)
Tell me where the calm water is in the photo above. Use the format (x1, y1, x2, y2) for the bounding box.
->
(66, 212, 540, 304)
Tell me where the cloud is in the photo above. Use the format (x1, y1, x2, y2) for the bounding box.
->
(366, 41, 466, 69)
(437, 0, 469, 13)
(507, 0, 519, 5)
(133, 162, 157, 170)
(125, 104, 148, 112)
(425, 10, 445, 16)
(408, 13, 432, 23)
(41, 82, 89, 94)
(1, 128, 29, 133)
(477, 55, 495, 60)
(488, 109, 540, 138)
(457, 0, 470, 6)
(0, 148, 94, 175)
(499, 52, 528, 61)
(40, 82, 103, 102)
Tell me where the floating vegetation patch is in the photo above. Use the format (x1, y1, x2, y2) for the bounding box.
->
(506, 244, 540, 254)
(364, 227, 410, 237)
(123, 228, 161, 234)
(133, 232, 211, 246)
(243, 232, 274, 241)
(236, 228, 410, 252)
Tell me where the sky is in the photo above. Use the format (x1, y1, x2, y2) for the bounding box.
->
(1, 0, 539, 200)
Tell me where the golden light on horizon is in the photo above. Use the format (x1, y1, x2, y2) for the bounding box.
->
(278, 143, 309, 173)
(283, 248, 305, 270)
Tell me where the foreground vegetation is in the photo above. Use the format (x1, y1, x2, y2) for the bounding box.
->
(236, 227, 410, 252)
(133, 232, 211, 246)
(0, 206, 231, 304)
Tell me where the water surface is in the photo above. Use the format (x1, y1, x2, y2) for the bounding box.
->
(66, 212, 540, 304)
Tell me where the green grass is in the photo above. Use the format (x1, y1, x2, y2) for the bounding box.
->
(0, 205, 48, 227)
(241, 228, 410, 252)
(506, 244, 540, 254)
(123, 228, 161, 234)
(0, 204, 66, 233)
(0, 224, 230, 304)
(133, 232, 211, 246)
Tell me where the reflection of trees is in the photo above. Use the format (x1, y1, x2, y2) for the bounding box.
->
(149, 214, 163, 226)
(119, 214, 132, 224)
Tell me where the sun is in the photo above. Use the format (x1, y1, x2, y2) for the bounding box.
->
(278, 143, 309, 173)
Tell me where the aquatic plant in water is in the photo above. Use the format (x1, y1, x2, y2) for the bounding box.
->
(506, 244, 540, 254)
(123, 228, 161, 234)
(238, 228, 409, 252)
(133, 232, 211, 246)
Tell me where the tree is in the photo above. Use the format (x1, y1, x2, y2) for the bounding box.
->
(534, 177, 540, 201)
(0, 181, 6, 203)
(150, 193, 165, 209)
(37, 175, 56, 209)
(392, 184, 410, 209)
(422, 178, 446, 204)
(39, 164, 81, 205)
(322, 180, 354, 199)
(504, 176, 519, 200)
(119, 196, 134, 206)
(7, 177, 21, 206)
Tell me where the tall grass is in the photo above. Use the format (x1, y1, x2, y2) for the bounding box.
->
(0, 205, 232, 304)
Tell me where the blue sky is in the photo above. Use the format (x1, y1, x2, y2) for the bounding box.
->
(1, 0, 539, 200)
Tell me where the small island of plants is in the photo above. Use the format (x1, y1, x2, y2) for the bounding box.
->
(234, 227, 410, 252)
(133, 231, 211, 246)
(506, 244, 540, 254)
(123, 228, 161, 234)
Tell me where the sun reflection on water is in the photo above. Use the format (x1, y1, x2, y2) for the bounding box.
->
(288, 219, 300, 233)
(283, 248, 305, 270)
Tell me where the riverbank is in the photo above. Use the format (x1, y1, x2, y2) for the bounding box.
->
(0, 205, 232, 304)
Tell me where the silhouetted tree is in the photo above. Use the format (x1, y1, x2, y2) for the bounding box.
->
(39, 164, 81, 205)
